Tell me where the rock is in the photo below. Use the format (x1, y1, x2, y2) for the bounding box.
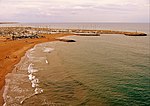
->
(56, 38, 76, 42)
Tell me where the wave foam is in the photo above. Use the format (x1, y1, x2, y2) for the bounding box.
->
(27, 63, 43, 97)
(43, 48, 54, 53)
(28, 63, 38, 74)
(45, 60, 49, 64)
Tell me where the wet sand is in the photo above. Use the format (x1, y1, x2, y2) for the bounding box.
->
(0, 33, 70, 105)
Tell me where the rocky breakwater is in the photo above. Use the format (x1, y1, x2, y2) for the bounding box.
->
(95, 30, 147, 36)
(72, 29, 147, 36)
(74, 33, 100, 36)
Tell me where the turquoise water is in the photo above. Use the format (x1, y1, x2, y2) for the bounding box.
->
(38, 35, 149, 106)
(3, 24, 150, 106)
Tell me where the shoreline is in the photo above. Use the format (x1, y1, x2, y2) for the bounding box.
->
(3, 44, 38, 105)
(0, 33, 70, 105)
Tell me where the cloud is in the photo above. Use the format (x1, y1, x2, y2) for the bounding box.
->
(0, 0, 149, 22)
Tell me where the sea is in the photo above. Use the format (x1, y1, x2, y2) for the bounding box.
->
(2, 23, 150, 106)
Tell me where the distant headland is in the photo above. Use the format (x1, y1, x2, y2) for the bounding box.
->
(0, 22, 19, 24)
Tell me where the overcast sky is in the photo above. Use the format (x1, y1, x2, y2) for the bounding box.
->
(0, 0, 149, 23)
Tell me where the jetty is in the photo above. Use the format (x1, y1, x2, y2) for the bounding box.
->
(74, 33, 100, 36)
(72, 29, 147, 36)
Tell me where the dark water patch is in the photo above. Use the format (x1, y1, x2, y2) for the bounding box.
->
(109, 78, 150, 106)
(133, 64, 150, 70)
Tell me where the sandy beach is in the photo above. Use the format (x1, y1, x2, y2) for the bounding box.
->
(0, 33, 70, 105)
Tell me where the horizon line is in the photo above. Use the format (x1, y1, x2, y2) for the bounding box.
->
(0, 22, 149, 24)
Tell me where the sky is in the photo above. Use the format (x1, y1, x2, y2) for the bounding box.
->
(0, 0, 149, 23)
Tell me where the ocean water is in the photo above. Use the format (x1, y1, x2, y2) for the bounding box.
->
(3, 23, 150, 106)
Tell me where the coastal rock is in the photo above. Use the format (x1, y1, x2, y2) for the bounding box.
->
(56, 38, 76, 42)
